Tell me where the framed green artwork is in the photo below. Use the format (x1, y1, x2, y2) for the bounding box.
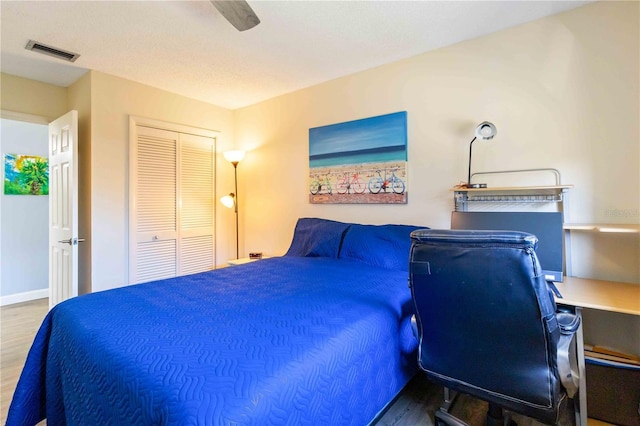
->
(4, 153, 49, 195)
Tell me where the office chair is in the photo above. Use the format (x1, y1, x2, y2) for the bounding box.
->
(409, 229, 582, 426)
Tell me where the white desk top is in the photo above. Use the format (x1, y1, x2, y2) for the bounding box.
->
(554, 276, 640, 316)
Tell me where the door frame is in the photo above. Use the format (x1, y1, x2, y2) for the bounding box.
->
(0, 110, 51, 305)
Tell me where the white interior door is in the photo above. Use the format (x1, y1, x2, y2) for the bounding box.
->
(178, 132, 215, 276)
(49, 110, 79, 309)
(129, 125, 179, 284)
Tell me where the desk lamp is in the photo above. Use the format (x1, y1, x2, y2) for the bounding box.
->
(220, 150, 245, 260)
(467, 121, 497, 188)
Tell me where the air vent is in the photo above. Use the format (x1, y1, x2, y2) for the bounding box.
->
(25, 40, 80, 62)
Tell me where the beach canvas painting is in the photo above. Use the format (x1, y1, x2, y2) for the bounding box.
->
(309, 111, 407, 204)
(4, 154, 49, 195)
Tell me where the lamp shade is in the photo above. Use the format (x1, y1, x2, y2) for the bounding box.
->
(475, 121, 497, 140)
(223, 150, 245, 164)
(220, 193, 235, 208)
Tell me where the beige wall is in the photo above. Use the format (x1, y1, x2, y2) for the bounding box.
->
(0, 71, 237, 294)
(88, 71, 235, 291)
(236, 1, 639, 284)
(0, 73, 69, 120)
(3, 3, 636, 288)
(0, 74, 238, 297)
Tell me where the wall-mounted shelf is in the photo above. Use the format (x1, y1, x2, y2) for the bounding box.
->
(564, 223, 640, 233)
(563, 223, 639, 279)
(452, 185, 573, 211)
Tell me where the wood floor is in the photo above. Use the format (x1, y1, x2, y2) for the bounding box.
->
(0, 298, 607, 426)
(1, 298, 49, 424)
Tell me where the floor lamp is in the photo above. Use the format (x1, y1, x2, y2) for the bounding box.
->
(221, 150, 245, 260)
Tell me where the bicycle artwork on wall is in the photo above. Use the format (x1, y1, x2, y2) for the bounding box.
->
(308, 111, 408, 204)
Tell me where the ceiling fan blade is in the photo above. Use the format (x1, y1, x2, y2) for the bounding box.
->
(211, 1, 260, 32)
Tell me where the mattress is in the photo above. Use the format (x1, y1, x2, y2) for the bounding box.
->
(8, 256, 419, 425)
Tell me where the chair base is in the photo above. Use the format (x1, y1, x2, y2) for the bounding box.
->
(434, 388, 515, 426)
(435, 407, 515, 426)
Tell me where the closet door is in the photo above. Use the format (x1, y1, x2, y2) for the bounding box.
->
(179, 133, 215, 276)
(129, 124, 216, 285)
(130, 126, 178, 283)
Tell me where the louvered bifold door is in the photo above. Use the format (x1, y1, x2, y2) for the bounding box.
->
(131, 126, 178, 284)
(179, 133, 215, 275)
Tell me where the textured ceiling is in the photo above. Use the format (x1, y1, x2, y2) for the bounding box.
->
(1, 1, 592, 110)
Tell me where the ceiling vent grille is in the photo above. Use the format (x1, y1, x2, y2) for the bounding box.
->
(25, 40, 80, 62)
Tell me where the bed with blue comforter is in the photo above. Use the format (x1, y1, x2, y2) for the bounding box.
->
(8, 218, 424, 425)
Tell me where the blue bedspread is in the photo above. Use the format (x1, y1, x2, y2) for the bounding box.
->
(8, 256, 418, 425)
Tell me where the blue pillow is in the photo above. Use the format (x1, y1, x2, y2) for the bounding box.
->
(339, 224, 426, 271)
(285, 218, 352, 258)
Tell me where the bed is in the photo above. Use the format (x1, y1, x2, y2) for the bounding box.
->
(8, 218, 424, 425)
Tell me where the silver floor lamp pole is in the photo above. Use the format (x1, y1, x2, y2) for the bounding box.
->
(231, 160, 239, 260)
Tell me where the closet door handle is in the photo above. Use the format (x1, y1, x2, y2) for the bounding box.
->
(58, 238, 85, 245)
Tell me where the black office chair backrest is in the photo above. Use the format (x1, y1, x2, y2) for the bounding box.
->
(409, 229, 563, 421)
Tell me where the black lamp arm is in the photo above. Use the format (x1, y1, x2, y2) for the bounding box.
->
(467, 136, 477, 186)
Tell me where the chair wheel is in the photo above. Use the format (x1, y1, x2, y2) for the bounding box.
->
(487, 418, 502, 426)
(434, 411, 449, 426)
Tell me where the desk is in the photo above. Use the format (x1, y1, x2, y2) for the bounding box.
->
(554, 276, 640, 316)
(554, 277, 640, 426)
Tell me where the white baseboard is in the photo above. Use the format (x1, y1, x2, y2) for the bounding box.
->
(0, 289, 48, 306)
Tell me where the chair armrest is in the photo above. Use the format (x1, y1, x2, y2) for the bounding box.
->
(556, 312, 581, 398)
(557, 312, 580, 334)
